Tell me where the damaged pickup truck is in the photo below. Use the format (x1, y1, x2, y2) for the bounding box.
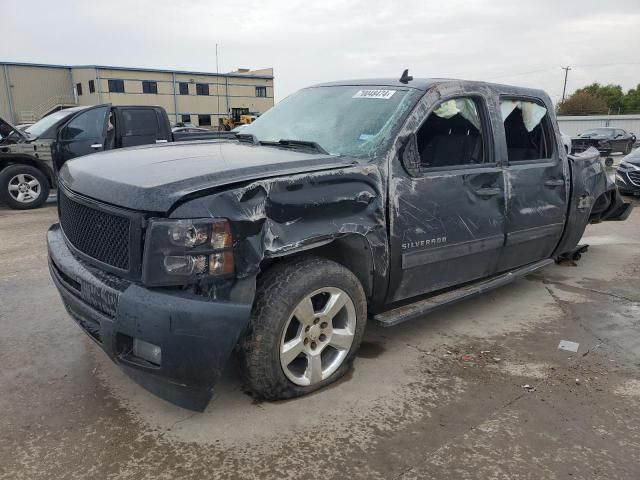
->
(47, 76, 632, 411)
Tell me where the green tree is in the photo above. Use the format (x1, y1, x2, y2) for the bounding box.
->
(574, 83, 625, 114)
(557, 91, 609, 116)
(622, 84, 640, 114)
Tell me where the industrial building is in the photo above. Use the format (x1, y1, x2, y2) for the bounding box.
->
(0, 61, 274, 127)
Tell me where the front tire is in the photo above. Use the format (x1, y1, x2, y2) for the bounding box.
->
(0, 165, 50, 210)
(240, 256, 367, 400)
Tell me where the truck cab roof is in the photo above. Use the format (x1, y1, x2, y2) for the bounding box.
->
(310, 78, 549, 99)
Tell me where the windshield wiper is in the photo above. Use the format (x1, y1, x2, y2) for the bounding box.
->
(235, 133, 259, 145)
(259, 139, 329, 155)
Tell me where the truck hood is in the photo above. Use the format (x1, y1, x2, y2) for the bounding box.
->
(0, 115, 28, 144)
(572, 134, 610, 141)
(621, 148, 640, 166)
(60, 140, 357, 212)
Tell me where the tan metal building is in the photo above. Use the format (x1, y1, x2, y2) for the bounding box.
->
(0, 62, 274, 128)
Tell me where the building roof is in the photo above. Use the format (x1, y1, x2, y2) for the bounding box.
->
(0, 61, 274, 80)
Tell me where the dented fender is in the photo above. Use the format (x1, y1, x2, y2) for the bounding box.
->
(170, 164, 390, 305)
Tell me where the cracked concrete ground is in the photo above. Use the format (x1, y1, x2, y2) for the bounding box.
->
(1, 196, 640, 479)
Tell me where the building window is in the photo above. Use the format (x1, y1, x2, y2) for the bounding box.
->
(181, 114, 191, 124)
(76, 83, 83, 96)
(196, 83, 209, 96)
(142, 80, 158, 94)
(179, 82, 189, 95)
(88, 80, 95, 93)
(255, 86, 267, 97)
(108, 79, 125, 93)
(198, 114, 211, 126)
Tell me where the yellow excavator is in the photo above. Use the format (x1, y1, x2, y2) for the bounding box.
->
(221, 114, 258, 131)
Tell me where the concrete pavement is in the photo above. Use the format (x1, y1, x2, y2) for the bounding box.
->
(1, 198, 639, 479)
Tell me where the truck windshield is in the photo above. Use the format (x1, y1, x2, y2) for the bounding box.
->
(25, 110, 75, 138)
(242, 86, 419, 156)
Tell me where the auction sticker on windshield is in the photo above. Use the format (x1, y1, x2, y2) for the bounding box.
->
(353, 90, 396, 99)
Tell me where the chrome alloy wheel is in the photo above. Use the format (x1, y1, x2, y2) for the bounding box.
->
(280, 287, 357, 386)
(8, 174, 41, 204)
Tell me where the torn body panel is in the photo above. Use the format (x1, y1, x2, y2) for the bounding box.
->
(170, 164, 389, 307)
(554, 147, 632, 257)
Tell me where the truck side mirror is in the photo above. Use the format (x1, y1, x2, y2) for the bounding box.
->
(400, 133, 421, 176)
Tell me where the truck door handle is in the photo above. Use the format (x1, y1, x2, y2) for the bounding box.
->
(544, 179, 564, 187)
(155, 139, 168, 144)
(474, 187, 500, 196)
(90, 144, 103, 149)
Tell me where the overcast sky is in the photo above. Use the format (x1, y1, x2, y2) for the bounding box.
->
(3, 0, 639, 103)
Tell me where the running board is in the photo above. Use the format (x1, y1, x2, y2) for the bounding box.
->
(373, 259, 554, 327)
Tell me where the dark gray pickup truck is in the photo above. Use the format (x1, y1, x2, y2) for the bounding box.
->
(47, 76, 631, 411)
(0, 105, 229, 209)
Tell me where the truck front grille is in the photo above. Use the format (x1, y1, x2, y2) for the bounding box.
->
(628, 171, 640, 186)
(59, 189, 132, 271)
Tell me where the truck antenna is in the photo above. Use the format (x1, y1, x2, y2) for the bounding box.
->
(399, 69, 413, 84)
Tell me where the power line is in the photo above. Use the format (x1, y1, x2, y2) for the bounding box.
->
(488, 67, 555, 81)
(488, 61, 640, 82)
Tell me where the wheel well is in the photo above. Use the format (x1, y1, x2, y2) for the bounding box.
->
(589, 191, 612, 223)
(0, 157, 55, 187)
(259, 235, 375, 299)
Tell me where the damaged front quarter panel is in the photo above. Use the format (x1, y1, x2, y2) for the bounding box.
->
(170, 163, 389, 305)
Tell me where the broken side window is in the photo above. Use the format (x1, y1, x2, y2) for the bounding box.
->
(501, 99, 553, 162)
(416, 97, 485, 169)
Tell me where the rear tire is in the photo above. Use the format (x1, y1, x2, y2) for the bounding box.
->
(623, 141, 633, 155)
(240, 256, 367, 400)
(0, 164, 50, 210)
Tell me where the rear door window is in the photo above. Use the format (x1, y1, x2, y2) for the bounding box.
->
(501, 99, 554, 162)
(120, 108, 161, 147)
(121, 108, 159, 137)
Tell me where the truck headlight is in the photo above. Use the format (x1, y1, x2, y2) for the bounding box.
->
(142, 218, 234, 286)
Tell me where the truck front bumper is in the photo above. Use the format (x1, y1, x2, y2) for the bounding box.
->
(47, 224, 252, 411)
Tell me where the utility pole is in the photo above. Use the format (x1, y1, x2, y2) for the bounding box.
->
(216, 43, 221, 129)
(561, 66, 571, 103)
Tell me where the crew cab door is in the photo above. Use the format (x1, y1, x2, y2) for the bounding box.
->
(496, 98, 568, 271)
(388, 93, 505, 302)
(54, 105, 110, 170)
(613, 129, 629, 152)
(116, 107, 172, 148)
